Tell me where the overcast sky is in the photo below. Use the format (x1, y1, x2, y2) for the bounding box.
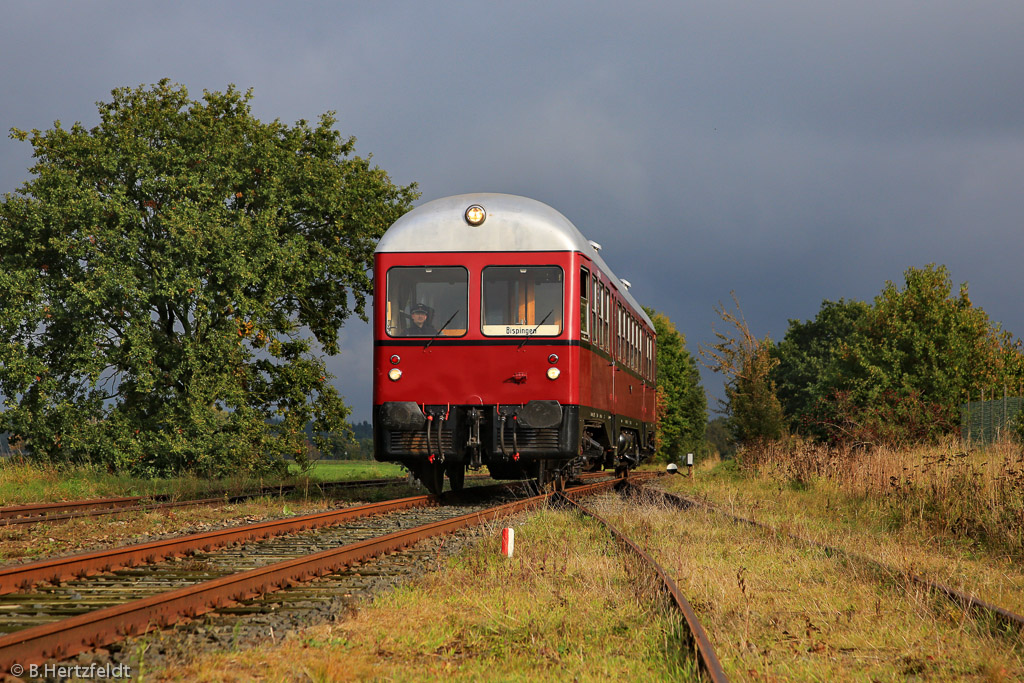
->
(3, 1, 1023, 422)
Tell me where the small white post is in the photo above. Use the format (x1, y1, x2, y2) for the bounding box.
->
(501, 528, 515, 557)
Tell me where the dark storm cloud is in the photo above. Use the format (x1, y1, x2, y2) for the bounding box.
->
(4, 1, 1024, 418)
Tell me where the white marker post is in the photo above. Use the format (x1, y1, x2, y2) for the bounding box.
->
(501, 527, 515, 557)
(687, 453, 694, 478)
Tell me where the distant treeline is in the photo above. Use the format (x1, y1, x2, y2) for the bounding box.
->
(304, 420, 374, 460)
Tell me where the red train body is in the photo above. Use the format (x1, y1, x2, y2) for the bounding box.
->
(372, 194, 656, 493)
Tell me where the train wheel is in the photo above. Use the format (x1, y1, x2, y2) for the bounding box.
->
(446, 463, 465, 492)
(414, 463, 445, 495)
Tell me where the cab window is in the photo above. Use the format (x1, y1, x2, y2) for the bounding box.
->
(385, 266, 468, 337)
(482, 266, 563, 336)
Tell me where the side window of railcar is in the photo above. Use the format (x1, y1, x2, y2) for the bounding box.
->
(598, 286, 606, 350)
(645, 334, 651, 380)
(627, 316, 633, 368)
(616, 304, 623, 360)
(629, 317, 635, 369)
(640, 329, 646, 376)
(580, 268, 590, 341)
(626, 315, 630, 366)
(643, 330, 649, 378)
(385, 266, 468, 337)
(481, 266, 563, 336)
(622, 313, 630, 368)
(633, 319, 639, 370)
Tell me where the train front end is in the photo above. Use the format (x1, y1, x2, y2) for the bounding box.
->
(372, 194, 587, 494)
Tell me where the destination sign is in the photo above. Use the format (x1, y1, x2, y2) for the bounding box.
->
(482, 324, 561, 336)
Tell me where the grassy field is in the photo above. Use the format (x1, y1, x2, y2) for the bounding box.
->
(150, 449, 1023, 681)
(4, 450, 1021, 679)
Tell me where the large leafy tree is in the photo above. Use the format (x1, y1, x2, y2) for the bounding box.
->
(773, 265, 1024, 444)
(643, 308, 706, 462)
(0, 81, 418, 475)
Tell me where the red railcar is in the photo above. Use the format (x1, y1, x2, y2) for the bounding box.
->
(372, 194, 656, 493)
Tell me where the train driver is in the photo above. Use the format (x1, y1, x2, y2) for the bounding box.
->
(407, 303, 437, 336)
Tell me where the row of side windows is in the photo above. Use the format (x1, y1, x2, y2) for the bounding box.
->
(581, 266, 654, 382)
(618, 303, 655, 381)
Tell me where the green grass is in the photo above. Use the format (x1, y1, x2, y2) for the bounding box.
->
(0, 458, 407, 506)
(294, 459, 406, 482)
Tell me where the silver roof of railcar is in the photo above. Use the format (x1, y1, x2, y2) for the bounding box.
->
(376, 193, 652, 329)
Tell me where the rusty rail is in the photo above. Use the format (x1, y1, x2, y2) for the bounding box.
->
(0, 477, 419, 527)
(0, 476, 627, 670)
(629, 482, 1024, 636)
(0, 496, 145, 521)
(557, 492, 729, 683)
(0, 494, 440, 595)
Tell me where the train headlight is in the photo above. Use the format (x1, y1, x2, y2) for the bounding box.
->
(388, 368, 403, 381)
(464, 204, 487, 226)
(546, 367, 560, 380)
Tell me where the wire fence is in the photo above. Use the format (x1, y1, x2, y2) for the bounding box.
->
(960, 389, 1024, 445)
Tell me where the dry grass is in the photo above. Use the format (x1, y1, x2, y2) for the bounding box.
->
(663, 455, 1024, 618)
(732, 438, 1024, 557)
(590, 492, 1024, 681)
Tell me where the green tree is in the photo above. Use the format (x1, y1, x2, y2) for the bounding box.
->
(772, 299, 871, 434)
(863, 264, 1024, 409)
(773, 265, 1024, 445)
(700, 294, 785, 445)
(0, 81, 418, 475)
(643, 308, 706, 462)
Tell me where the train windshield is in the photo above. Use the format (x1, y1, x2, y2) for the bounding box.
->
(481, 266, 563, 336)
(385, 266, 468, 337)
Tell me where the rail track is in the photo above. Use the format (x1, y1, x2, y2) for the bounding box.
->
(0, 483, 517, 669)
(3, 473, 701, 673)
(628, 481, 1024, 637)
(555, 489, 728, 682)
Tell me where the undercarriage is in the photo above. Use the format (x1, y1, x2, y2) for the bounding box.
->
(375, 400, 650, 495)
